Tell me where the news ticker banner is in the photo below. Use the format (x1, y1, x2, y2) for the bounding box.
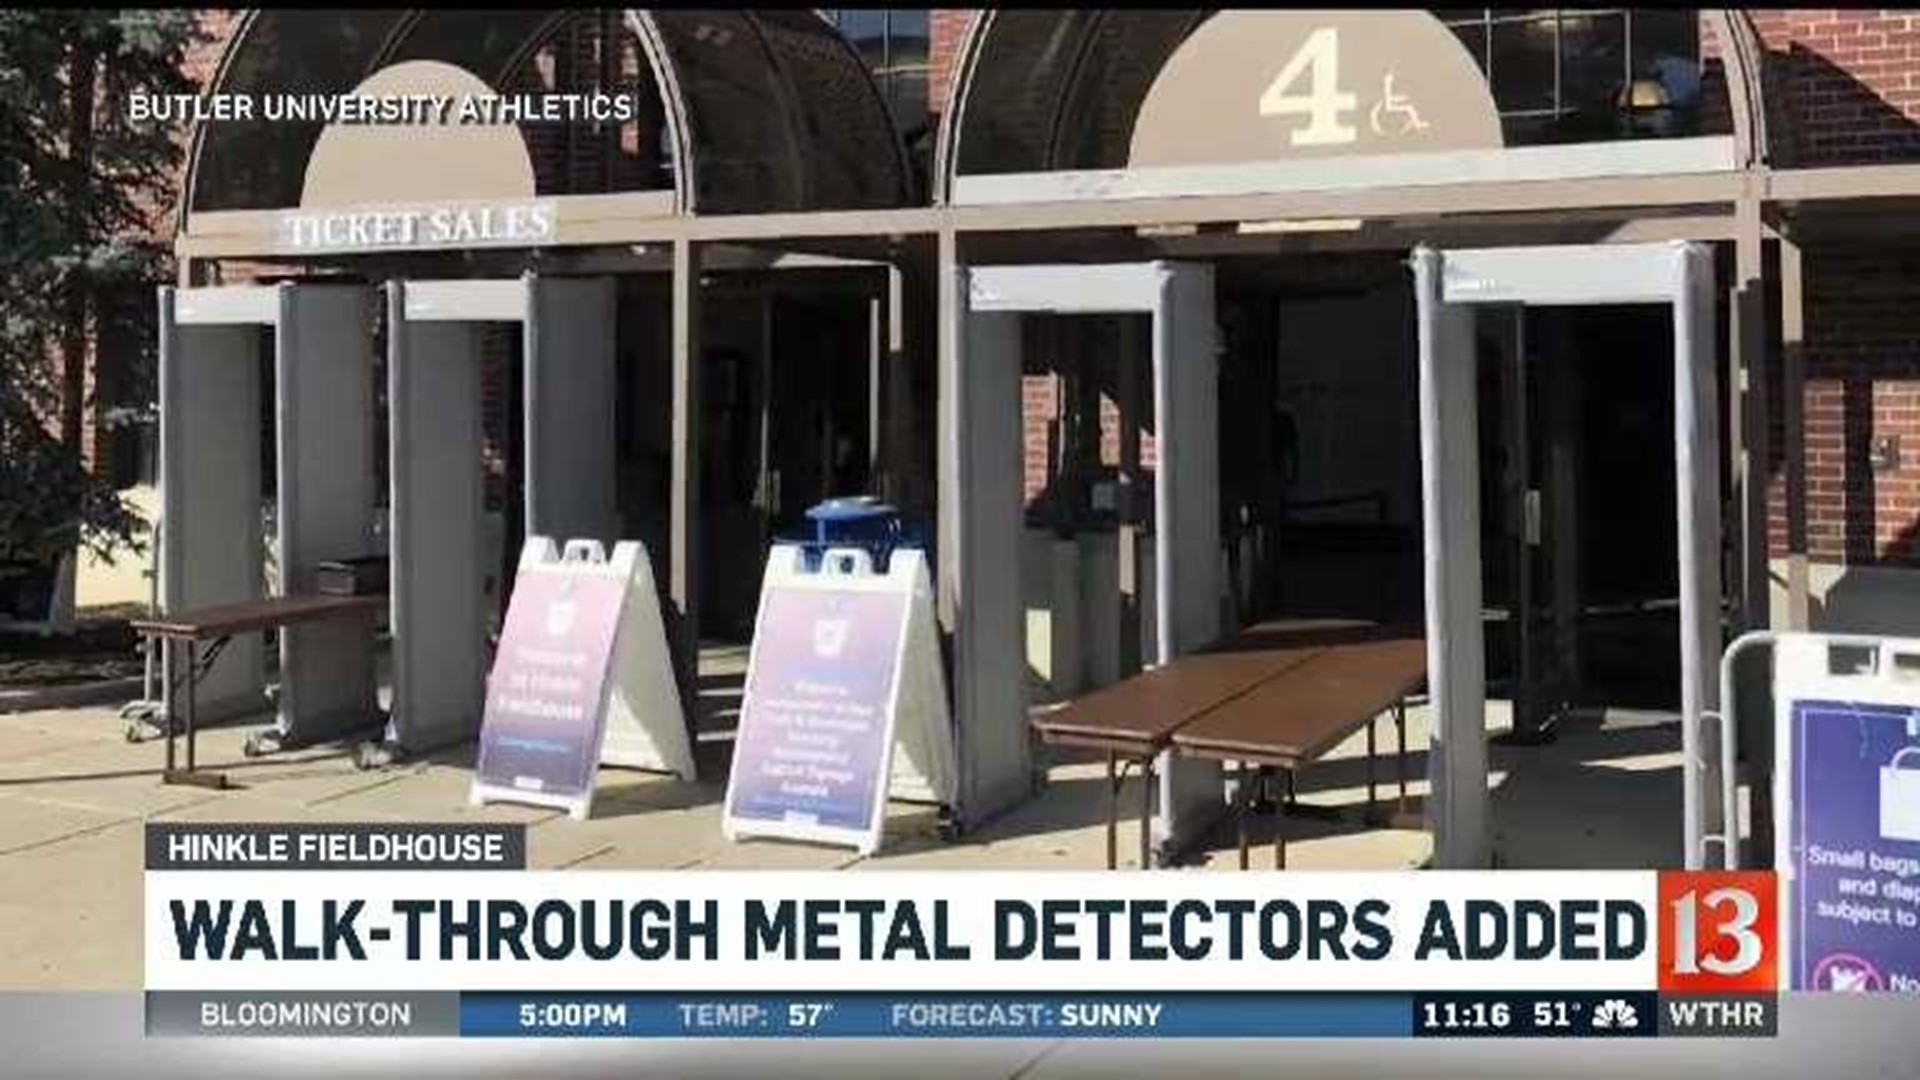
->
(145, 824, 1783, 1040)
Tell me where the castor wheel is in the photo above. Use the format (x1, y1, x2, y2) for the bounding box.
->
(354, 741, 396, 771)
(124, 723, 141, 744)
(243, 730, 287, 759)
(936, 809, 964, 842)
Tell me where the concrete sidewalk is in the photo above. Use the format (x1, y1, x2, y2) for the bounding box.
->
(0, 697, 1684, 989)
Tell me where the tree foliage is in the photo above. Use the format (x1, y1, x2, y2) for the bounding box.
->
(0, 10, 202, 565)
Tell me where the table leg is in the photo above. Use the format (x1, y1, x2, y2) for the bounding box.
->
(1366, 713, 1378, 822)
(162, 639, 177, 775)
(1395, 701, 1409, 812)
(1139, 754, 1156, 870)
(1237, 761, 1251, 871)
(163, 640, 228, 790)
(1274, 768, 1288, 870)
(184, 639, 198, 774)
(1105, 752, 1119, 872)
(1252, 765, 1277, 814)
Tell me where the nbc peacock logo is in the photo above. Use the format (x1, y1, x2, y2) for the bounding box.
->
(1590, 999, 1639, 1030)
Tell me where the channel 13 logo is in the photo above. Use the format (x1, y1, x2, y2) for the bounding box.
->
(1657, 871, 1779, 993)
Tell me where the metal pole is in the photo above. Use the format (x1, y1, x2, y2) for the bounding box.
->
(1150, 274, 1175, 669)
(1712, 630, 1775, 870)
(1674, 243, 1725, 871)
(670, 238, 703, 741)
(1411, 247, 1491, 869)
(1780, 236, 1809, 631)
(1117, 317, 1144, 679)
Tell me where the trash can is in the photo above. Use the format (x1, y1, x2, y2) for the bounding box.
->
(792, 495, 925, 574)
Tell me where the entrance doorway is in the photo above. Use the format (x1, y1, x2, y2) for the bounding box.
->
(1479, 305, 1683, 742)
(1217, 256, 1425, 634)
(694, 281, 880, 644)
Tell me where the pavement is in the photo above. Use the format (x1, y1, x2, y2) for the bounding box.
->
(0, 680, 1688, 989)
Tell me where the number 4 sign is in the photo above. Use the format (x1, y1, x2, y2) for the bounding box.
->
(1259, 27, 1358, 146)
(1259, 27, 1431, 146)
(1128, 11, 1505, 170)
(1658, 871, 1780, 994)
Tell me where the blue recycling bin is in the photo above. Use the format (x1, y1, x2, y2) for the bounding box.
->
(790, 496, 926, 574)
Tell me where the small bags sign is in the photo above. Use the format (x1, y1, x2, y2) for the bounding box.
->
(1882, 747, 1920, 843)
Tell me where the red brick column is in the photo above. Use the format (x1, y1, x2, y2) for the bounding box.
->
(930, 10, 979, 118)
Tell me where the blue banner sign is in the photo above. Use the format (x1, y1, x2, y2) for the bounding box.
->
(456, 991, 1685, 1039)
(1786, 699, 1920, 993)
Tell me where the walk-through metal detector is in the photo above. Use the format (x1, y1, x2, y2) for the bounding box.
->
(381, 275, 616, 761)
(1412, 242, 1721, 868)
(158, 283, 377, 740)
(954, 262, 1220, 858)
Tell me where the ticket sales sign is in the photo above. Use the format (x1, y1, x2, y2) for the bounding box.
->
(278, 199, 557, 254)
(142, 825, 1785, 1040)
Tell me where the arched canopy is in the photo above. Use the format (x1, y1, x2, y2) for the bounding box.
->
(936, 9, 1770, 202)
(183, 8, 914, 223)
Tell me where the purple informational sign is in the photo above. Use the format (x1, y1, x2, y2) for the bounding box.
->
(726, 586, 910, 837)
(1788, 699, 1920, 993)
(474, 569, 627, 808)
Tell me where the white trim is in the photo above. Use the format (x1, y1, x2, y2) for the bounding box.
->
(401, 278, 530, 323)
(967, 262, 1167, 314)
(1439, 242, 1691, 306)
(173, 285, 279, 326)
(952, 136, 1739, 206)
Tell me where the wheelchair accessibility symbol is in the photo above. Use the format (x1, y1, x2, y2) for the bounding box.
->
(1370, 72, 1429, 137)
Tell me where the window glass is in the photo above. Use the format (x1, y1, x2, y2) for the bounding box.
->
(1440, 8, 1706, 144)
(1559, 12, 1628, 109)
(1489, 15, 1558, 114)
(887, 10, 930, 67)
(833, 9, 888, 67)
(1631, 9, 1704, 107)
(822, 9, 931, 141)
(190, 9, 411, 210)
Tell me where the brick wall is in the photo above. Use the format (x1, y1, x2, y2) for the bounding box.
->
(1021, 374, 1055, 502)
(1749, 9, 1920, 165)
(183, 11, 239, 88)
(1747, 11, 1920, 567)
(1019, 369, 1161, 509)
(929, 10, 976, 117)
(159, 10, 241, 230)
(1769, 247, 1920, 566)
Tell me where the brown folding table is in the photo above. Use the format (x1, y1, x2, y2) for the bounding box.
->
(1171, 634, 1428, 870)
(129, 594, 384, 789)
(1028, 619, 1378, 869)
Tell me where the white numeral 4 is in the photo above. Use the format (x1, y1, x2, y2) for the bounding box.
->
(1259, 27, 1359, 147)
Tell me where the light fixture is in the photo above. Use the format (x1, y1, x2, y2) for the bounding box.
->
(1618, 78, 1674, 112)
(1235, 218, 1365, 235)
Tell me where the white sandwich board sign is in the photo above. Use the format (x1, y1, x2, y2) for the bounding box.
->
(471, 536, 694, 820)
(722, 544, 955, 855)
